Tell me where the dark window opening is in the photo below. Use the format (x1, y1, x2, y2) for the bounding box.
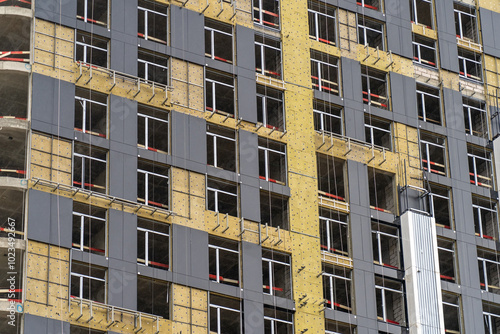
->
(429, 183, 452, 229)
(210, 294, 241, 334)
(70, 326, 105, 334)
(0, 248, 23, 302)
(137, 160, 169, 208)
(463, 97, 488, 139)
(375, 276, 406, 326)
(420, 132, 446, 176)
(473, 196, 499, 241)
(313, 100, 342, 135)
(138, 49, 168, 85)
(458, 48, 482, 82)
(205, 19, 233, 63)
(468, 146, 493, 189)
(358, 17, 384, 49)
(0, 189, 25, 239)
(138, 104, 169, 153)
(75, 31, 108, 67)
(257, 85, 285, 131)
(483, 302, 500, 333)
(253, 0, 280, 29)
(207, 124, 236, 172)
(413, 34, 436, 67)
(478, 249, 500, 295)
(262, 249, 292, 298)
(207, 177, 238, 217)
(72, 202, 106, 255)
(209, 236, 239, 286)
(308, 0, 336, 45)
(74, 87, 107, 138)
(365, 115, 392, 150)
(410, 0, 433, 28)
(0, 0, 31, 9)
(205, 70, 235, 116)
(325, 321, 356, 334)
(255, 34, 282, 79)
(137, 276, 170, 318)
(138, 0, 168, 44)
(357, 0, 381, 11)
(361, 66, 388, 109)
(70, 262, 106, 303)
(259, 138, 286, 184)
(417, 84, 441, 125)
(442, 293, 461, 334)
(73, 143, 107, 193)
(311, 50, 339, 95)
(319, 208, 349, 256)
(368, 169, 395, 213)
(264, 306, 293, 334)
(372, 221, 400, 269)
(437, 238, 456, 283)
(323, 263, 352, 313)
(260, 191, 289, 229)
(137, 218, 169, 270)
(454, 3, 477, 42)
(77, 0, 108, 26)
(317, 153, 345, 202)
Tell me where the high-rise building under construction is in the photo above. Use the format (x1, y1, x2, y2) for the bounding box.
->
(2, 0, 500, 333)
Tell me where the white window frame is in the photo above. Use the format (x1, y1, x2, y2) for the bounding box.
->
(361, 68, 388, 109)
(484, 309, 500, 334)
(375, 279, 404, 325)
(255, 37, 282, 79)
(137, 111, 169, 153)
(138, 2, 168, 44)
(323, 269, 352, 312)
(308, 1, 336, 45)
(205, 20, 233, 63)
(264, 313, 293, 334)
(464, 99, 488, 138)
(320, 215, 348, 256)
(478, 255, 500, 294)
(454, 4, 477, 42)
(75, 91, 107, 138)
(357, 0, 380, 11)
(77, 0, 108, 26)
(458, 49, 482, 82)
(137, 167, 169, 208)
(138, 52, 169, 85)
(474, 200, 498, 240)
(365, 119, 391, 150)
(209, 240, 239, 285)
(72, 208, 106, 255)
(205, 70, 235, 115)
(313, 103, 342, 135)
(207, 128, 236, 170)
(358, 17, 384, 50)
(420, 135, 446, 176)
(262, 253, 291, 297)
(468, 150, 493, 188)
(372, 226, 400, 269)
(442, 294, 461, 333)
(311, 53, 339, 95)
(257, 86, 285, 131)
(413, 35, 436, 67)
(206, 178, 238, 214)
(437, 240, 456, 282)
(75, 32, 108, 67)
(71, 265, 106, 302)
(137, 225, 169, 269)
(429, 188, 451, 228)
(258, 140, 287, 184)
(210, 298, 241, 334)
(410, 0, 433, 27)
(417, 85, 441, 124)
(253, 0, 280, 29)
(73, 150, 107, 192)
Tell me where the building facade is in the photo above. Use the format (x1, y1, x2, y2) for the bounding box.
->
(1, 0, 500, 333)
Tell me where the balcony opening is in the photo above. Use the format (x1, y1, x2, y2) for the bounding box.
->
(473, 196, 499, 241)
(209, 294, 241, 334)
(468, 145, 493, 189)
(325, 320, 356, 334)
(365, 115, 392, 150)
(458, 48, 482, 82)
(372, 220, 401, 269)
(137, 276, 170, 318)
(70, 261, 106, 303)
(253, 0, 280, 29)
(317, 153, 345, 203)
(73, 143, 107, 193)
(207, 124, 236, 172)
(74, 87, 108, 138)
(0, 189, 25, 239)
(138, 104, 169, 154)
(264, 306, 293, 333)
(437, 238, 456, 283)
(463, 97, 488, 139)
(259, 137, 286, 184)
(0, 125, 26, 178)
(454, 3, 477, 43)
(257, 85, 285, 131)
(442, 292, 461, 334)
(322, 263, 352, 313)
(77, 0, 108, 26)
(319, 208, 349, 257)
(358, 17, 384, 50)
(311, 50, 339, 95)
(205, 69, 235, 116)
(260, 191, 289, 229)
(417, 84, 441, 125)
(478, 249, 500, 294)
(255, 34, 282, 79)
(420, 132, 446, 176)
(429, 183, 452, 229)
(137, 160, 169, 209)
(137, 218, 169, 270)
(138, 0, 168, 44)
(207, 177, 238, 217)
(0, 0, 31, 9)
(308, 0, 336, 45)
(410, 0, 433, 28)
(0, 14, 30, 63)
(413, 34, 437, 67)
(368, 169, 394, 213)
(72, 202, 106, 255)
(0, 72, 28, 119)
(138, 49, 169, 85)
(209, 236, 239, 287)
(262, 249, 292, 299)
(375, 276, 406, 326)
(361, 66, 388, 109)
(0, 248, 23, 303)
(313, 100, 342, 135)
(205, 19, 233, 63)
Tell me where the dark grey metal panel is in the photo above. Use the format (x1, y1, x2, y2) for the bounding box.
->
(34, 0, 77, 28)
(443, 88, 465, 133)
(190, 228, 209, 280)
(237, 75, 257, 123)
(462, 295, 486, 333)
(341, 57, 362, 103)
(386, 0, 412, 60)
(434, 0, 455, 34)
(111, 0, 138, 38)
(109, 95, 137, 148)
(189, 115, 207, 165)
(435, 0, 459, 72)
(352, 269, 377, 319)
(480, 8, 500, 58)
(109, 151, 137, 201)
(242, 241, 263, 293)
(108, 268, 137, 309)
(31, 73, 75, 140)
(24, 313, 48, 333)
(347, 160, 369, 208)
(235, 25, 255, 71)
(47, 318, 70, 333)
(447, 137, 469, 184)
(344, 107, 365, 141)
(172, 224, 209, 281)
(170, 5, 205, 65)
(240, 184, 261, 222)
(456, 240, 481, 289)
(452, 188, 475, 237)
(239, 130, 259, 178)
(108, 209, 137, 263)
(171, 111, 207, 168)
(390, 72, 417, 122)
(110, 40, 138, 75)
(49, 193, 72, 248)
(243, 299, 265, 334)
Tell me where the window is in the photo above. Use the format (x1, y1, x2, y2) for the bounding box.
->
(137, 160, 169, 208)
(207, 124, 236, 172)
(313, 100, 342, 135)
(138, 104, 169, 153)
(255, 35, 282, 79)
(372, 221, 400, 269)
(138, 50, 168, 85)
(74, 87, 107, 138)
(365, 116, 391, 150)
(361, 66, 388, 109)
(357, 0, 381, 11)
(442, 293, 461, 334)
(473, 196, 499, 241)
(468, 146, 493, 189)
(73, 143, 107, 193)
(257, 85, 285, 131)
(458, 48, 482, 82)
(463, 97, 488, 139)
(484, 302, 500, 334)
(368, 169, 395, 213)
(264, 306, 293, 334)
(137, 276, 170, 318)
(437, 238, 456, 283)
(207, 177, 238, 217)
(205, 19, 233, 63)
(375, 276, 406, 326)
(253, 0, 280, 29)
(319, 208, 349, 257)
(429, 184, 452, 229)
(417, 84, 441, 125)
(138, 0, 168, 44)
(75, 31, 108, 67)
(308, 0, 336, 45)
(478, 249, 500, 295)
(260, 191, 289, 229)
(420, 132, 446, 176)
(358, 17, 384, 50)
(311, 50, 339, 95)
(322, 264, 352, 313)
(413, 34, 436, 67)
(454, 3, 477, 43)
(70, 262, 106, 303)
(262, 249, 292, 298)
(209, 236, 239, 286)
(77, 0, 108, 26)
(210, 294, 241, 334)
(137, 218, 169, 270)
(259, 138, 286, 184)
(72, 203, 106, 255)
(70, 326, 105, 334)
(410, 0, 433, 28)
(317, 153, 346, 202)
(325, 321, 356, 334)
(205, 70, 235, 116)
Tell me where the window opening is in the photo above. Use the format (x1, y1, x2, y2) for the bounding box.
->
(412, 34, 436, 67)
(420, 132, 446, 176)
(205, 19, 233, 63)
(410, 0, 433, 28)
(365, 115, 391, 149)
(468, 146, 493, 189)
(137, 276, 170, 318)
(473, 196, 499, 241)
(361, 66, 388, 109)
(209, 236, 239, 286)
(138, 50, 169, 85)
(70, 262, 106, 303)
(458, 48, 482, 82)
(77, 0, 108, 26)
(317, 153, 346, 202)
(319, 208, 349, 257)
(368, 169, 394, 213)
(255, 34, 282, 79)
(264, 306, 293, 333)
(72, 202, 106, 255)
(138, 104, 169, 153)
(74, 87, 107, 138)
(313, 100, 343, 135)
(253, 0, 280, 29)
(137, 218, 169, 270)
(429, 183, 452, 229)
(205, 70, 235, 116)
(358, 17, 384, 49)
(463, 97, 488, 139)
(262, 249, 292, 299)
(137, 160, 169, 208)
(357, 0, 381, 11)
(138, 0, 168, 44)
(257, 85, 285, 131)
(454, 3, 477, 42)
(73, 143, 107, 193)
(437, 238, 456, 283)
(75, 31, 108, 67)
(311, 50, 339, 95)
(442, 292, 461, 334)
(478, 249, 500, 295)
(375, 276, 406, 326)
(325, 321, 356, 334)
(260, 191, 289, 229)
(207, 177, 238, 217)
(209, 294, 241, 334)
(308, 0, 336, 45)
(259, 138, 286, 184)
(372, 221, 400, 269)
(322, 263, 352, 313)
(207, 124, 236, 172)
(417, 84, 441, 125)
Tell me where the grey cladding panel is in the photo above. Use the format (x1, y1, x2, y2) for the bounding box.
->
(239, 130, 259, 178)
(386, 24, 412, 59)
(341, 57, 362, 103)
(347, 160, 369, 208)
(110, 40, 138, 75)
(188, 115, 207, 165)
(190, 228, 209, 280)
(447, 137, 469, 183)
(111, 0, 138, 38)
(171, 111, 207, 166)
(344, 107, 365, 141)
(434, 0, 455, 34)
(108, 151, 137, 201)
(241, 184, 261, 222)
(480, 8, 500, 58)
(236, 25, 256, 71)
(443, 88, 464, 133)
(35, 0, 77, 27)
(435, 0, 458, 72)
(390, 72, 417, 122)
(109, 95, 137, 147)
(243, 299, 265, 334)
(172, 224, 209, 281)
(108, 209, 138, 263)
(108, 268, 137, 309)
(438, 37, 459, 73)
(242, 241, 263, 293)
(451, 188, 474, 235)
(170, 5, 205, 65)
(237, 75, 258, 123)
